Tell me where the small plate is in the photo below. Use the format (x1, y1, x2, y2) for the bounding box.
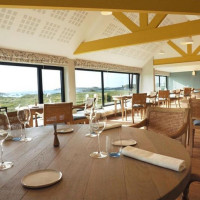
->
(21, 169, 62, 189)
(112, 139, 137, 146)
(57, 128, 74, 134)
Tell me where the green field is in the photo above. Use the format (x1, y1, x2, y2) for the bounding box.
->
(0, 89, 136, 111)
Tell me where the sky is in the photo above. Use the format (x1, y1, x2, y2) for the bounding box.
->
(75, 70, 136, 88)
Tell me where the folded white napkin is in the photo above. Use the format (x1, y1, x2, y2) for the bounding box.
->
(104, 123, 122, 131)
(122, 146, 186, 172)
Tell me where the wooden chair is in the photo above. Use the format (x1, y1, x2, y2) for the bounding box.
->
(7, 111, 27, 129)
(125, 93, 147, 123)
(189, 98, 200, 155)
(170, 89, 181, 108)
(43, 102, 73, 126)
(72, 98, 96, 124)
(183, 87, 192, 99)
(131, 107, 189, 147)
(158, 90, 170, 108)
(147, 91, 157, 107)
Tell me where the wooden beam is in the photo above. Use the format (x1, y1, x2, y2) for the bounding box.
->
(193, 45, 200, 55)
(154, 55, 200, 65)
(1, 0, 200, 15)
(167, 40, 187, 56)
(74, 20, 200, 55)
(187, 44, 192, 55)
(112, 12, 140, 32)
(139, 13, 148, 28)
(148, 14, 167, 28)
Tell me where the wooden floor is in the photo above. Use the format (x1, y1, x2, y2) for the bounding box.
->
(107, 112, 200, 200)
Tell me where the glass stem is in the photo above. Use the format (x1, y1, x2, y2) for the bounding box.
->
(0, 143, 3, 164)
(24, 123, 27, 139)
(97, 133, 101, 154)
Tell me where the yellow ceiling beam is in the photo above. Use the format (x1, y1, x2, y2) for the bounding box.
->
(154, 55, 200, 65)
(112, 12, 140, 32)
(139, 13, 148, 28)
(1, 0, 200, 15)
(187, 44, 192, 55)
(193, 45, 200, 55)
(167, 40, 187, 56)
(148, 14, 167, 28)
(74, 20, 200, 55)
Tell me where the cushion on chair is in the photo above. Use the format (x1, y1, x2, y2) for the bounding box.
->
(193, 120, 200, 126)
(73, 111, 87, 120)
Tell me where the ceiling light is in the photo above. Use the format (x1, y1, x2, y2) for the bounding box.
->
(180, 37, 194, 45)
(101, 11, 112, 16)
(158, 49, 165, 55)
(192, 70, 196, 76)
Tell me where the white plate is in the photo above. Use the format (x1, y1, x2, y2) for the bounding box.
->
(21, 169, 62, 189)
(57, 128, 74, 134)
(112, 139, 137, 146)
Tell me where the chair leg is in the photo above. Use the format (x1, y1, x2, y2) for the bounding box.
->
(132, 109, 134, 124)
(125, 109, 127, 121)
(189, 127, 194, 156)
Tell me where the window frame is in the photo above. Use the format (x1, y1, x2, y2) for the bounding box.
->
(155, 75, 168, 90)
(0, 62, 65, 104)
(75, 68, 140, 107)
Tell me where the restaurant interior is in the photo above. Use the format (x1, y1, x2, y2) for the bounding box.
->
(0, 1, 200, 200)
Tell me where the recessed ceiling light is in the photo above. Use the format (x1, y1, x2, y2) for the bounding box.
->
(180, 37, 194, 45)
(101, 11, 112, 16)
(158, 49, 165, 55)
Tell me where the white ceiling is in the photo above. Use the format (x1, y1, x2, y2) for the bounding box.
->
(0, 8, 200, 72)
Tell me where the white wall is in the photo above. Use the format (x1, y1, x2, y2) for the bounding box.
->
(140, 58, 154, 93)
(64, 59, 76, 104)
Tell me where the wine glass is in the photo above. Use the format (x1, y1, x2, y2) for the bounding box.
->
(90, 115, 107, 159)
(17, 105, 32, 142)
(84, 106, 97, 138)
(0, 111, 14, 170)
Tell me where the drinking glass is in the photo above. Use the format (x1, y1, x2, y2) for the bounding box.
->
(17, 105, 32, 142)
(0, 111, 14, 170)
(84, 106, 97, 138)
(90, 115, 107, 158)
(106, 134, 122, 158)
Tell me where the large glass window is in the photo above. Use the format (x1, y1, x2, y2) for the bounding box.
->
(0, 65, 38, 111)
(75, 70, 102, 107)
(42, 69, 62, 103)
(0, 63, 64, 111)
(104, 72, 129, 105)
(155, 75, 167, 91)
(75, 69, 139, 107)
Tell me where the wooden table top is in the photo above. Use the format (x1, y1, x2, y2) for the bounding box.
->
(0, 125, 191, 200)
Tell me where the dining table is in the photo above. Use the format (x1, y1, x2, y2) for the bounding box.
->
(0, 124, 191, 200)
(112, 95, 132, 120)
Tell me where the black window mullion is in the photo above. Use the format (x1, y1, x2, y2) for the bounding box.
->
(101, 71, 104, 107)
(60, 68, 65, 102)
(37, 67, 43, 104)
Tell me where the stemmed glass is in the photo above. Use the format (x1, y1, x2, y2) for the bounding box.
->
(17, 105, 32, 142)
(0, 111, 14, 170)
(84, 106, 97, 138)
(90, 115, 107, 158)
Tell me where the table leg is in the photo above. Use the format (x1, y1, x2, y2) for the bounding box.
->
(114, 100, 117, 116)
(29, 113, 33, 127)
(121, 98, 124, 121)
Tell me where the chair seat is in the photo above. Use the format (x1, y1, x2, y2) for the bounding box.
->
(193, 120, 200, 126)
(73, 111, 87, 120)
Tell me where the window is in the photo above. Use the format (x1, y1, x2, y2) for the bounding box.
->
(155, 75, 168, 91)
(75, 70, 102, 107)
(0, 62, 65, 111)
(75, 69, 139, 107)
(42, 69, 62, 103)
